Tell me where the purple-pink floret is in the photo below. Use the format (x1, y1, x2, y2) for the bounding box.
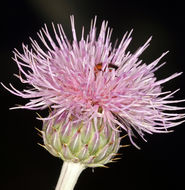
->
(3, 16, 185, 147)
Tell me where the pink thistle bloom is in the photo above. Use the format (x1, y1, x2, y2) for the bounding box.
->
(3, 16, 185, 148)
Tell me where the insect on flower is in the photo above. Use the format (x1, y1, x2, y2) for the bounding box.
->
(94, 62, 118, 72)
(94, 62, 118, 80)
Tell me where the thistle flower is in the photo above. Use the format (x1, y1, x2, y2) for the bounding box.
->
(2, 16, 185, 190)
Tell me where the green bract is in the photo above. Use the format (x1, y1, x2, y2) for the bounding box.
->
(42, 116, 120, 167)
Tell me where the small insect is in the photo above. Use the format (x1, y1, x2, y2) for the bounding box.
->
(94, 63, 118, 73)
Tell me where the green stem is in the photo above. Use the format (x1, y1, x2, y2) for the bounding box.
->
(55, 161, 85, 190)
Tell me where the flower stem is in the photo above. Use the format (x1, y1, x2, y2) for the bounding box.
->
(55, 161, 85, 190)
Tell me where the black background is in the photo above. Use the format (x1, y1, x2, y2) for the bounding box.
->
(1, 0, 185, 190)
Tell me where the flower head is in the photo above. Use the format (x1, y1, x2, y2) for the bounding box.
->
(3, 16, 185, 148)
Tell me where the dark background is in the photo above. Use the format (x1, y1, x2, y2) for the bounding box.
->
(1, 0, 185, 190)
